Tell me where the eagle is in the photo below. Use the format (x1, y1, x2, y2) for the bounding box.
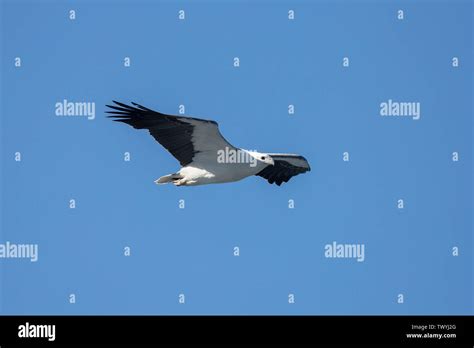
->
(107, 101, 311, 186)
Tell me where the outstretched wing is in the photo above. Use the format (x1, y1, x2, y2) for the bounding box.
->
(106, 101, 235, 166)
(256, 154, 311, 186)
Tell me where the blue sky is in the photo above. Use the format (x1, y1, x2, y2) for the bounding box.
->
(0, 0, 472, 314)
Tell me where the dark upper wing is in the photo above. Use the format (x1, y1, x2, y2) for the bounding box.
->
(106, 101, 234, 166)
(256, 154, 311, 186)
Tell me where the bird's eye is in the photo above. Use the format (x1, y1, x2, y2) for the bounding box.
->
(261, 156, 265, 160)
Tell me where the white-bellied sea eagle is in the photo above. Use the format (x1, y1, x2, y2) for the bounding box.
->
(107, 101, 310, 186)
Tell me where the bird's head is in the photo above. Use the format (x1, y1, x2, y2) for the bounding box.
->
(248, 151, 274, 166)
(259, 154, 275, 166)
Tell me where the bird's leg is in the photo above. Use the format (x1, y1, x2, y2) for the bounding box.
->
(174, 178, 198, 186)
(174, 178, 187, 186)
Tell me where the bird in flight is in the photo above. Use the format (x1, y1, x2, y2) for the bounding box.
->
(107, 101, 310, 186)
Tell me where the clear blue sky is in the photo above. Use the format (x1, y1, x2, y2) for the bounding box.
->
(0, 0, 472, 314)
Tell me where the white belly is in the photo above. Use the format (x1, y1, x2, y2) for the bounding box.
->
(177, 161, 265, 186)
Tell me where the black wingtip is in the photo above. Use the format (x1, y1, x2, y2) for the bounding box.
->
(112, 100, 133, 109)
(131, 101, 154, 112)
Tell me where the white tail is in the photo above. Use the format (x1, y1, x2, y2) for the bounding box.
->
(155, 173, 182, 185)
